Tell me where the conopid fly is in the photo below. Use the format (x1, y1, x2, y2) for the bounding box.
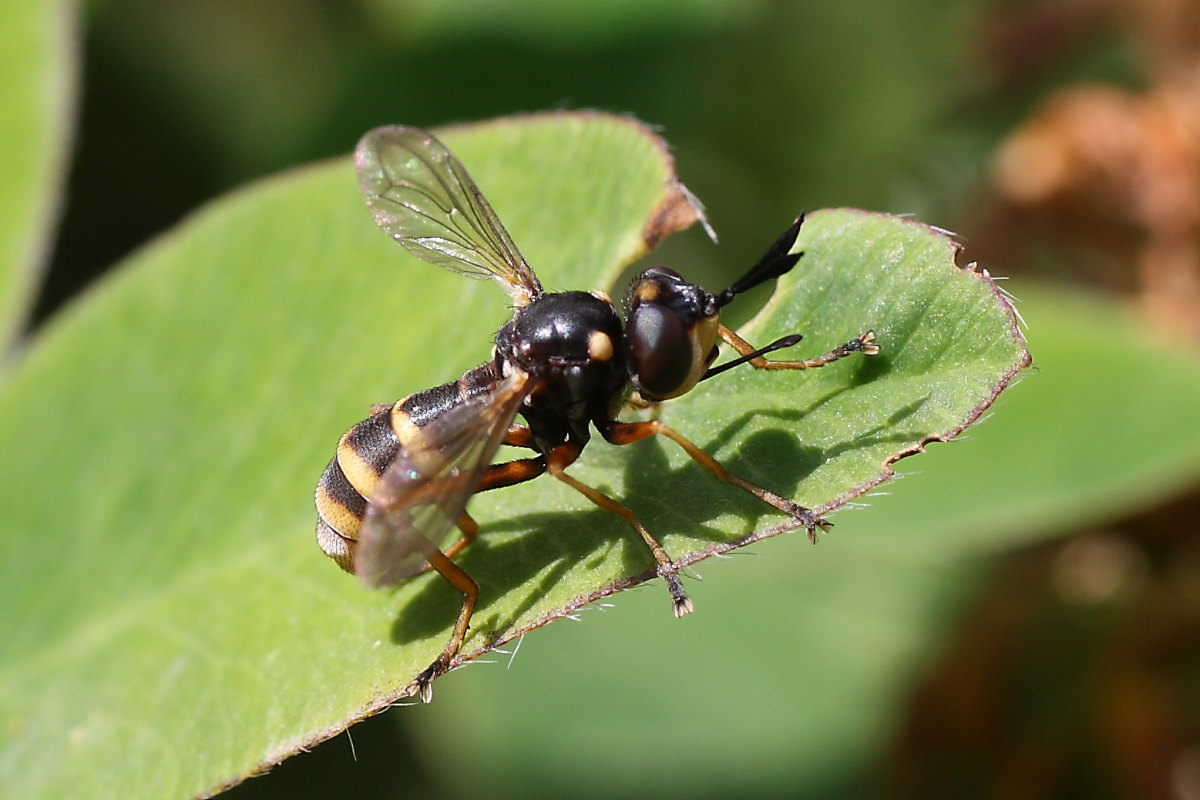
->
(315, 125, 878, 701)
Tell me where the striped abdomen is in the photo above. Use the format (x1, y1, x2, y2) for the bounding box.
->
(314, 362, 501, 573)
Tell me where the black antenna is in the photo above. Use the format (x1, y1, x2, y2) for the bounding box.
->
(714, 214, 806, 309)
(699, 334, 803, 383)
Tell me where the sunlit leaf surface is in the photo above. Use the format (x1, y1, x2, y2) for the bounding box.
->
(0, 114, 1035, 798)
(416, 283, 1200, 799)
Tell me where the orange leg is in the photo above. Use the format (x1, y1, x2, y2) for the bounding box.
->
(719, 325, 877, 371)
(478, 456, 546, 491)
(409, 455, 546, 577)
(545, 439, 692, 616)
(406, 453, 549, 701)
(407, 513, 480, 578)
(600, 418, 831, 544)
(503, 424, 536, 449)
(407, 549, 479, 704)
(440, 514, 479, 562)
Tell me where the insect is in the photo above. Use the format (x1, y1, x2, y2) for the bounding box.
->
(314, 125, 878, 702)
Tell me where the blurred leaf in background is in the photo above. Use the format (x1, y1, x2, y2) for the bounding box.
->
(0, 0, 75, 358)
(5, 0, 1200, 798)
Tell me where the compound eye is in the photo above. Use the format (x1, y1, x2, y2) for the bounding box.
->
(626, 270, 720, 401)
(628, 303, 696, 399)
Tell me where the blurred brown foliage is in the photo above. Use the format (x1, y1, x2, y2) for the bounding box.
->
(981, 0, 1200, 338)
(886, 2, 1200, 798)
(887, 495, 1200, 799)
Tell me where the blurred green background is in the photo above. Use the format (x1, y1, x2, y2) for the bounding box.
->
(16, 0, 1200, 798)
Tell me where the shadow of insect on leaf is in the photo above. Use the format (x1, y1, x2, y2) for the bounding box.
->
(386, 440, 819, 649)
(387, 380, 920, 652)
(817, 395, 936, 463)
(388, 524, 576, 647)
(853, 346, 892, 385)
(388, 498, 698, 649)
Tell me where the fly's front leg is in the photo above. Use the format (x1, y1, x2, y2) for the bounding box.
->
(600, 419, 831, 544)
(719, 325, 878, 371)
(623, 393, 654, 410)
(545, 439, 692, 616)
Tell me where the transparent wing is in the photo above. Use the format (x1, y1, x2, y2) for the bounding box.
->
(356, 125, 543, 304)
(357, 371, 533, 588)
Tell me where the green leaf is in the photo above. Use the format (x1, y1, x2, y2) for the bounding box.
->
(412, 283, 1200, 799)
(0, 112, 705, 800)
(391, 209, 1035, 799)
(0, 113, 1028, 798)
(850, 283, 1200, 553)
(0, 0, 77, 358)
(252, 280, 1200, 799)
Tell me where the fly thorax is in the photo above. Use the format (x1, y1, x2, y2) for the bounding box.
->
(496, 290, 627, 413)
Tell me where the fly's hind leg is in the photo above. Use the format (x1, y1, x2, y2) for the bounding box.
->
(408, 451, 548, 701)
(545, 440, 693, 616)
(407, 551, 478, 704)
(408, 426, 546, 576)
(503, 423, 537, 449)
(405, 512, 483, 579)
(719, 325, 878, 372)
(600, 418, 830, 544)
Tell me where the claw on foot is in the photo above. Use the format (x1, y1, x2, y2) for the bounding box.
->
(781, 501, 832, 544)
(407, 657, 449, 704)
(805, 517, 833, 545)
(660, 567, 693, 617)
(856, 330, 880, 356)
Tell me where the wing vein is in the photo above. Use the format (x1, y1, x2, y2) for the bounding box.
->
(356, 125, 542, 301)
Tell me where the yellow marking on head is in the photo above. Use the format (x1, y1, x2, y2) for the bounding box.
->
(691, 313, 721, 364)
(588, 330, 615, 362)
(590, 290, 612, 304)
(633, 280, 659, 303)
